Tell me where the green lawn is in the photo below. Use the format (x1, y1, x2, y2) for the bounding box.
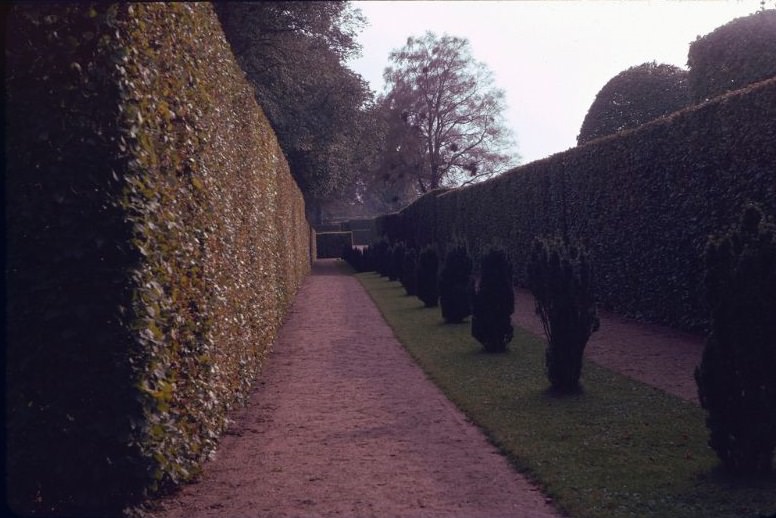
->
(356, 271, 776, 518)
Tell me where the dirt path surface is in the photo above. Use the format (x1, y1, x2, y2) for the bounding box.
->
(151, 260, 561, 518)
(512, 289, 704, 403)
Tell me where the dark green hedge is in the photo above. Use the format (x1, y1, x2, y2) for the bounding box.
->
(396, 188, 452, 249)
(314, 223, 342, 232)
(316, 232, 353, 258)
(6, 3, 312, 515)
(341, 219, 374, 245)
(374, 212, 403, 244)
(687, 10, 776, 103)
(373, 77, 776, 333)
(342, 218, 374, 231)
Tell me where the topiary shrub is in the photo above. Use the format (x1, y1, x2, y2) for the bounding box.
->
(439, 244, 474, 323)
(417, 246, 440, 307)
(401, 247, 419, 296)
(389, 241, 406, 282)
(362, 244, 375, 272)
(694, 204, 776, 476)
(472, 247, 514, 353)
(342, 245, 368, 272)
(528, 237, 599, 393)
(372, 238, 391, 277)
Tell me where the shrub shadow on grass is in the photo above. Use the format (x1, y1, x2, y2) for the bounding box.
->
(435, 320, 470, 328)
(700, 463, 776, 486)
(541, 385, 586, 399)
(690, 465, 776, 518)
(464, 347, 512, 358)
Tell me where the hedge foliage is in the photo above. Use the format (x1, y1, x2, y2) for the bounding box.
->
(688, 9, 776, 103)
(695, 205, 776, 475)
(342, 218, 375, 245)
(316, 231, 352, 258)
(439, 244, 475, 324)
(417, 246, 441, 308)
(577, 62, 689, 145)
(528, 238, 599, 393)
(352, 77, 776, 332)
(6, 3, 311, 515)
(471, 247, 515, 353)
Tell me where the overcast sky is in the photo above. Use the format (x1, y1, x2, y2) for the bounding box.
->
(346, 0, 762, 165)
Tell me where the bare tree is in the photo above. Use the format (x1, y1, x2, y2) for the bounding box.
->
(380, 32, 517, 193)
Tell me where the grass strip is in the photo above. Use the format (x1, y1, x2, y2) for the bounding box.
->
(356, 272, 776, 518)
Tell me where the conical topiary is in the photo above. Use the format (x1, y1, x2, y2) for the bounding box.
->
(472, 247, 514, 353)
(372, 238, 391, 277)
(417, 246, 439, 307)
(401, 247, 418, 296)
(439, 244, 474, 323)
(695, 204, 776, 476)
(527, 236, 599, 393)
(389, 242, 405, 282)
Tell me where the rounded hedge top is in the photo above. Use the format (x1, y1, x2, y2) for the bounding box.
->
(577, 62, 689, 145)
(687, 9, 776, 103)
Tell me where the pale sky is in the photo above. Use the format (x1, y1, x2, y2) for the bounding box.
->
(347, 0, 762, 164)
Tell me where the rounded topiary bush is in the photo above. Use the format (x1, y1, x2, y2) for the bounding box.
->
(439, 244, 474, 323)
(472, 247, 514, 353)
(688, 9, 776, 103)
(695, 204, 776, 476)
(528, 237, 599, 393)
(417, 246, 439, 308)
(577, 61, 689, 145)
(401, 247, 418, 296)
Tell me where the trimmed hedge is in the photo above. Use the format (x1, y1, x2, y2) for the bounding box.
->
(367, 77, 776, 332)
(315, 223, 342, 233)
(396, 188, 452, 248)
(6, 3, 312, 515)
(688, 10, 776, 103)
(577, 62, 689, 145)
(316, 231, 353, 258)
(373, 211, 403, 245)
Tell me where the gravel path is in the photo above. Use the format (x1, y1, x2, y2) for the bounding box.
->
(151, 259, 707, 517)
(152, 260, 561, 517)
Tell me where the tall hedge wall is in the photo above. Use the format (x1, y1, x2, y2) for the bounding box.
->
(342, 218, 375, 245)
(372, 76, 776, 333)
(5, 3, 311, 515)
(316, 232, 353, 258)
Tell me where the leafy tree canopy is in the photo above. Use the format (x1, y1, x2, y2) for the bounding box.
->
(215, 1, 382, 219)
(688, 9, 776, 103)
(577, 62, 689, 145)
(216, 1, 363, 63)
(379, 32, 517, 194)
